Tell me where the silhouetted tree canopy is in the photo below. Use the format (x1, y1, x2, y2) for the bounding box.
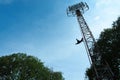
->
(0, 53, 64, 80)
(86, 17, 120, 80)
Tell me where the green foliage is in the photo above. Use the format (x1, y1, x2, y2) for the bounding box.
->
(51, 72, 64, 80)
(0, 53, 64, 80)
(86, 67, 95, 80)
(86, 17, 120, 79)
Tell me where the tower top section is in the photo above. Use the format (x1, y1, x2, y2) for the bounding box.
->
(67, 2, 89, 16)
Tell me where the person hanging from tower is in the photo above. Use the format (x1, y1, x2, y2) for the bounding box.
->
(75, 38, 83, 45)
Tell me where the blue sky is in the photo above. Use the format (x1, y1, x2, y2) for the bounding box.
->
(0, 0, 120, 80)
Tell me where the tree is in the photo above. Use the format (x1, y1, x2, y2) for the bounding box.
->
(86, 17, 120, 79)
(0, 53, 64, 80)
(51, 72, 64, 80)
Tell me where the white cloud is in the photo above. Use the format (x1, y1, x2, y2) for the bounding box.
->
(95, 0, 112, 7)
(95, 0, 120, 7)
(92, 0, 120, 29)
(94, 16, 100, 20)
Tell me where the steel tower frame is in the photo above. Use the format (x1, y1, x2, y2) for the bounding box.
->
(67, 2, 114, 80)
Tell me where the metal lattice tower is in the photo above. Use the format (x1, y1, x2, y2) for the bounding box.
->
(67, 2, 114, 80)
